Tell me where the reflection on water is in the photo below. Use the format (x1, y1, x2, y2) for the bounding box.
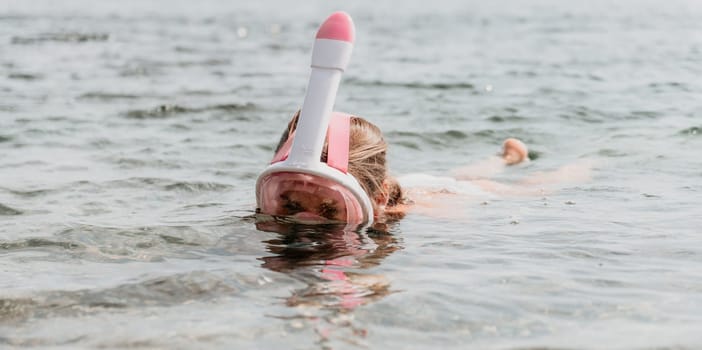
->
(256, 216, 401, 345)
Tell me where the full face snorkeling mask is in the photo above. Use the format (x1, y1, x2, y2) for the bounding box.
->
(255, 12, 375, 225)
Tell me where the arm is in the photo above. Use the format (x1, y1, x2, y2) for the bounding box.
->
(452, 138, 529, 180)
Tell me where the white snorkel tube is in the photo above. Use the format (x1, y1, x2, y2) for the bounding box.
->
(287, 12, 354, 169)
(256, 12, 375, 225)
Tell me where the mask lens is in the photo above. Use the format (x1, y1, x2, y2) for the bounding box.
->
(257, 172, 365, 223)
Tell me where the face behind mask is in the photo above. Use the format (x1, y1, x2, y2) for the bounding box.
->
(255, 12, 374, 226)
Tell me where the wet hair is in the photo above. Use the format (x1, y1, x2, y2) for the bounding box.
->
(274, 110, 403, 214)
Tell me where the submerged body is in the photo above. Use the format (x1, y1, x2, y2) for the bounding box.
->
(256, 112, 550, 226)
(254, 12, 589, 227)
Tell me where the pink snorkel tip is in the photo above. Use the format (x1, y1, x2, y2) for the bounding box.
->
(315, 11, 355, 43)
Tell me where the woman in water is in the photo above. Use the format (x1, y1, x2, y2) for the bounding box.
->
(254, 110, 569, 228)
(254, 12, 592, 228)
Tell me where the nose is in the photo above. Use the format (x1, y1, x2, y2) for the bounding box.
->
(292, 212, 327, 221)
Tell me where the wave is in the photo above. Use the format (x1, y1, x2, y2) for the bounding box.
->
(7, 73, 43, 81)
(11, 32, 109, 45)
(113, 157, 183, 170)
(0, 178, 232, 200)
(0, 203, 22, 215)
(0, 271, 249, 324)
(163, 181, 233, 192)
(77, 92, 142, 101)
(648, 81, 691, 93)
(347, 78, 476, 91)
(486, 115, 529, 123)
(385, 129, 486, 145)
(105, 177, 233, 193)
(0, 186, 53, 198)
(678, 126, 701, 136)
(123, 103, 256, 119)
(0, 238, 81, 251)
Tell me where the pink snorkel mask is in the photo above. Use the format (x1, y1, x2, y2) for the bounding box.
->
(255, 12, 374, 226)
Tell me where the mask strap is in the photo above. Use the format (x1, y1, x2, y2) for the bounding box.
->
(271, 112, 350, 173)
(326, 112, 350, 173)
(271, 130, 295, 164)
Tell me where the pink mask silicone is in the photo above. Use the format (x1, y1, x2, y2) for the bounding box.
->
(270, 112, 351, 173)
(257, 172, 366, 224)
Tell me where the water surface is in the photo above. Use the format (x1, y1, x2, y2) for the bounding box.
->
(1, 0, 702, 348)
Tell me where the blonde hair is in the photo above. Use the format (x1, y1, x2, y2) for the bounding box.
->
(274, 111, 402, 212)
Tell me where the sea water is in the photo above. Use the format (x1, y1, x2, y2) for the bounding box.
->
(1, 0, 701, 348)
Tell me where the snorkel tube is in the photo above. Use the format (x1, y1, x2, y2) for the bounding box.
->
(256, 12, 375, 225)
(288, 12, 355, 169)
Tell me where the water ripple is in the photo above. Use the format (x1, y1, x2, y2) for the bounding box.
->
(0, 271, 264, 324)
(2, 1, 701, 348)
(77, 92, 142, 101)
(163, 181, 233, 192)
(679, 126, 701, 136)
(123, 103, 256, 119)
(101, 178, 232, 193)
(347, 78, 476, 91)
(11, 32, 109, 45)
(7, 73, 43, 81)
(385, 129, 512, 148)
(487, 115, 529, 123)
(0, 187, 54, 198)
(0, 204, 23, 216)
(0, 238, 82, 251)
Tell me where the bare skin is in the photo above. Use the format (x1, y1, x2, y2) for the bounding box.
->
(452, 138, 529, 181)
(259, 135, 591, 224)
(380, 138, 593, 220)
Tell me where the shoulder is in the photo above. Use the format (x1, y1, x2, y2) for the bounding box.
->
(397, 173, 488, 196)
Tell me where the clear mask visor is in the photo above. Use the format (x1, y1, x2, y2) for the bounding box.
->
(257, 172, 366, 224)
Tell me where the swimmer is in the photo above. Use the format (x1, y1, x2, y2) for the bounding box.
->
(256, 110, 532, 226)
(256, 110, 403, 225)
(254, 11, 589, 228)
